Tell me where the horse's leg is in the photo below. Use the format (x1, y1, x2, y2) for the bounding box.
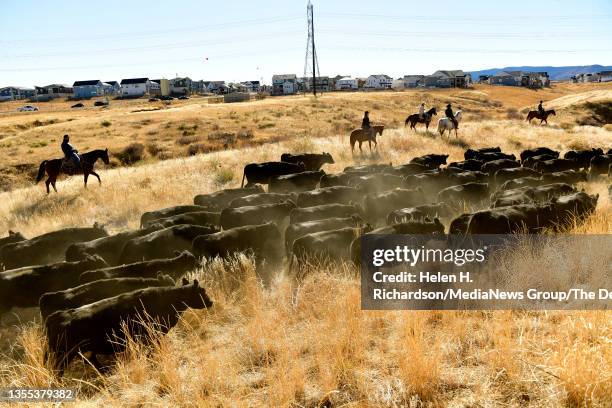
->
(84, 172, 89, 188)
(358, 141, 363, 152)
(45, 178, 51, 194)
(51, 178, 57, 193)
(90, 171, 102, 185)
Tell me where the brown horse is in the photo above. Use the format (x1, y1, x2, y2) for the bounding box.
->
(36, 149, 110, 193)
(404, 107, 437, 131)
(350, 125, 385, 152)
(526, 109, 556, 125)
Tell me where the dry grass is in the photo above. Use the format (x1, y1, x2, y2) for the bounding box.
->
(0, 85, 611, 406)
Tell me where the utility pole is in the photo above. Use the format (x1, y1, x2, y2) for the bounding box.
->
(304, 1, 320, 96)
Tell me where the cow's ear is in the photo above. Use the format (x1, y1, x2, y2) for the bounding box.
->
(182, 277, 189, 285)
(193, 279, 200, 287)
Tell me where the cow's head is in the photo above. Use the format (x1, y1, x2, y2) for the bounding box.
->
(322, 152, 335, 164)
(182, 279, 213, 309)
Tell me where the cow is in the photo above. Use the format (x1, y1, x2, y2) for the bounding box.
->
(498, 177, 545, 191)
(192, 222, 282, 263)
(118, 224, 219, 264)
(386, 203, 453, 225)
(268, 171, 324, 193)
(522, 154, 558, 169)
(296, 186, 361, 207)
(140, 205, 209, 228)
(475, 152, 517, 163)
(493, 167, 541, 186)
(410, 154, 448, 169)
(220, 201, 296, 229)
(0, 255, 108, 314)
(0, 225, 108, 270)
(45, 279, 212, 375)
(344, 163, 393, 173)
(229, 193, 296, 208)
(65, 225, 165, 265)
(289, 203, 364, 224)
(142, 211, 221, 229)
(481, 159, 520, 175)
(291, 227, 362, 268)
(491, 183, 576, 207)
(551, 192, 598, 225)
(39, 274, 175, 320)
(447, 159, 483, 172)
(348, 173, 404, 194)
(563, 148, 604, 169)
(391, 162, 431, 176)
(466, 203, 556, 234)
(464, 147, 502, 160)
(541, 170, 588, 185)
(588, 154, 612, 177)
(437, 182, 490, 206)
(449, 214, 472, 235)
(520, 147, 559, 162)
(363, 188, 424, 223)
(0, 231, 26, 251)
(533, 158, 581, 174)
(79, 251, 197, 284)
(284, 216, 364, 253)
(241, 162, 306, 188)
(280, 152, 334, 171)
(193, 186, 264, 209)
(319, 172, 362, 188)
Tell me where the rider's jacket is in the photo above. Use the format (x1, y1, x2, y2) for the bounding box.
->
(362, 115, 370, 128)
(61, 140, 77, 157)
(445, 107, 454, 118)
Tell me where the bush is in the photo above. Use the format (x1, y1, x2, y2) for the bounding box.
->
(115, 143, 145, 165)
(214, 167, 234, 185)
(101, 120, 112, 127)
(187, 143, 210, 156)
(176, 134, 201, 145)
(237, 129, 254, 140)
(506, 107, 522, 120)
(146, 142, 163, 157)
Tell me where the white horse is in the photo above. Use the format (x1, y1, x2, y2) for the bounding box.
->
(437, 110, 462, 137)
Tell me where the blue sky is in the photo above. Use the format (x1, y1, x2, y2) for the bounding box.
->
(1, 0, 611, 87)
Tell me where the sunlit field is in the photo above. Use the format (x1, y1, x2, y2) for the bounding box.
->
(0, 83, 610, 406)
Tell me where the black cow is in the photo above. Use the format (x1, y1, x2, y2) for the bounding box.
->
(0, 256, 108, 314)
(551, 192, 598, 224)
(193, 186, 264, 209)
(45, 279, 211, 374)
(364, 188, 424, 223)
(0, 231, 26, 251)
(118, 225, 219, 264)
(588, 154, 612, 177)
(437, 182, 489, 206)
(348, 173, 404, 194)
(285, 216, 363, 253)
(241, 162, 306, 187)
(143, 211, 221, 229)
(391, 162, 431, 176)
(533, 158, 581, 173)
(220, 201, 296, 229)
(410, 154, 448, 169)
(464, 147, 501, 160)
(481, 159, 520, 175)
(292, 227, 361, 267)
(494, 167, 541, 186)
(269, 171, 324, 193)
(320, 172, 362, 188)
(522, 154, 558, 169)
(229, 193, 296, 208)
(290, 203, 364, 224)
(563, 148, 604, 169)
(491, 183, 576, 207)
(344, 163, 393, 173)
(192, 222, 282, 262)
(280, 152, 334, 171)
(447, 159, 483, 172)
(498, 176, 544, 191)
(386, 203, 453, 224)
(467, 203, 555, 234)
(449, 213, 472, 234)
(520, 147, 559, 162)
(296, 186, 361, 207)
(140, 205, 209, 228)
(79, 251, 197, 283)
(39, 274, 175, 320)
(475, 152, 517, 163)
(1, 225, 108, 270)
(541, 170, 588, 185)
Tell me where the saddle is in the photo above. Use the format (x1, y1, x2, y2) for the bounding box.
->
(61, 158, 80, 175)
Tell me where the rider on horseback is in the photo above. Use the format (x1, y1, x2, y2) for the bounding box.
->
(537, 100, 545, 116)
(419, 103, 425, 120)
(445, 103, 458, 130)
(61, 135, 81, 171)
(362, 110, 372, 139)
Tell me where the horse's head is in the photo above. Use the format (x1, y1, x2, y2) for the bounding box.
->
(550, 109, 556, 116)
(455, 110, 462, 119)
(102, 148, 110, 165)
(429, 107, 437, 116)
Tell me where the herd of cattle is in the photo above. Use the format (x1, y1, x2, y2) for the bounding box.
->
(0, 146, 610, 376)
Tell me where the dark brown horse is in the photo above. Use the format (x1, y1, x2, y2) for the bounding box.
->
(526, 109, 556, 125)
(36, 149, 110, 193)
(404, 107, 437, 131)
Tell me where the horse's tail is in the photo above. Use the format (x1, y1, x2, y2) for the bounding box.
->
(349, 131, 356, 151)
(404, 117, 410, 127)
(241, 168, 246, 188)
(35, 160, 47, 183)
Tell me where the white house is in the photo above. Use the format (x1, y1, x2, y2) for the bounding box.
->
(120, 78, 154, 97)
(335, 77, 358, 90)
(598, 71, 612, 82)
(272, 74, 298, 95)
(403, 75, 424, 87)
(365, 74, 393, 89)
(391, 78, 407, 89)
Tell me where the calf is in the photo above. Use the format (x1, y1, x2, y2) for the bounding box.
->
(520, 147, 559, 162)
(437, 182, 489, 206)
(45, 279, 211, 375)
(296, 186, 361, 207)
(0, 256, 108, 314)
(241, 161, 306, 187)
(290, 203, 364, 224)
(39, 274, 175, 320)
(284, 216, 363, 252)
(143, 211, 221, 229)
(193, 186, 264, 209)
(141, 205, 209, 228)
(364, 188, 424, 223)
(118, 225, 219, 264)
(220, 201, 296, 229)
(410, 154, 448, 169)
(268, 170, 324, 193)
(280, 152, 334, 171)
(1, 225, 108, 270)
(229, 193, 296, 208)
(79, 251, 197, 283)
(192, 222, 282, 262)
(387, 203, 452, 224)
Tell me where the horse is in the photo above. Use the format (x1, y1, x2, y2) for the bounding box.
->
(349, 125, 385, 152)
(36, 149, 110, 194)
(437, 111, 462, 137)
(404, 107, 437, 131)
(526, 109, 556, 125)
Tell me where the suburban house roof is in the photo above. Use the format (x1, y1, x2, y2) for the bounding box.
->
(104, 81, 119, 86)
(73, 80, 102, 86)
(120, 78, 149, 85)
(0, 86, 34, 91)
(151, 79, 162, 84)
(338, 77, 356, 81)
(368, 74, 392, 80)
(272, 74, 297, 81)
(432, 70, 466, 78)
(599, 70, 612, 75)
(37, 84, 71, 88)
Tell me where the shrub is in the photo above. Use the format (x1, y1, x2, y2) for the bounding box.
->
(101, 120, 112, 127)
(115, 143, 145, 165)
(146, 142, 163, 157)
(257, 122, 276, 129)
(237, 129, 254, 140)
(506, 107, 522, 120)
(187, 143, 210, 156)
(176, 135, 201, 145)
(214, 167, 234, 185)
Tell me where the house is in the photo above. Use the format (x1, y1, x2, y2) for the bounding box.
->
(239, 81, 261, 93)
(490, 71, 520, 86)
(72, 80, 105, 98)
(0, 86, 35, 101)
(597, 71, 612, 82)
(206, 81, 227, 94)
(522, 72, 550, 88)
(34, 84, 73, 100)
(170, 77, 192, 95)
(478, 75, 491, 84)
(120, 78, 154, 97)
(365, 74, 393, 89)
(335, 77, 358, 91)
(423, 70, 471, 88)
(303, 76, 331, 92)
(391, 78, 406, 89)
(403, 75, 424, 88)
(103, 81, 121, 95)
(272, 74, 298, 95)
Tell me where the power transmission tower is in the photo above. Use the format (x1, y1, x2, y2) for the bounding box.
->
(304, 0, 320, 96)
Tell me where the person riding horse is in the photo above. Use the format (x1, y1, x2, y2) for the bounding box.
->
(538, 100, 545, 116)
(445, 103, 458, 130)
(61, 135, 81, 171)
(419, 103, 426, 120)
(362, 111, 372, 139)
